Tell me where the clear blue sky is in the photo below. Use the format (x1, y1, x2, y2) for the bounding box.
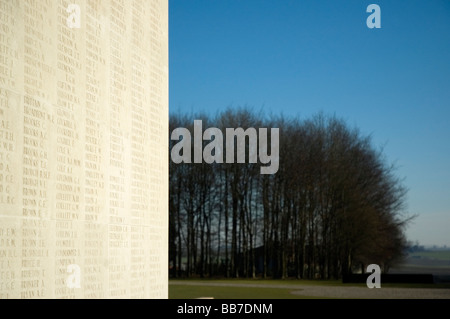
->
(169, 0, 450, 247)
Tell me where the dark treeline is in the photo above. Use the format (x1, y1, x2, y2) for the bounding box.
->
(169, 108, 410, 279)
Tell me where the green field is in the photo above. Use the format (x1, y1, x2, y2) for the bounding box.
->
(169, 279, 450, 299)
(170, 250, 450, 299)
(169, 280, 340, 299)
(390, 249, 450, 275)
(170, 285, 313, 299)
(408, 250, 450, 261)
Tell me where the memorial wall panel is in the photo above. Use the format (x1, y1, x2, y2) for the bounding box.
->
(0, 0, 168, 299)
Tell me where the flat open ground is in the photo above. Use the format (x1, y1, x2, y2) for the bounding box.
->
(390, 250, 450, 276)
(170, 250, 450, 299)
(169, 280, 450, 299)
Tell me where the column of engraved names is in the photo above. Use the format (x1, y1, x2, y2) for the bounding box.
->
(54, 1, 84, 298)
(0, 2, 20, 299)
(0, 0, 18, 208)
(21, 0, 55, 298)
(147, 0, 167, 296)
(83, 0, 107, 298)
(0, 91, 18, 299)
(0, 227, 18, 298)
(0, 3, 19, 293)
(108, 0, 129, 298)
(129, 0, 149, 298)
(0, 88, 18, 299)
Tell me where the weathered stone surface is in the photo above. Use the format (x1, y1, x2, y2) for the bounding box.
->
(0, 0, 168, 298)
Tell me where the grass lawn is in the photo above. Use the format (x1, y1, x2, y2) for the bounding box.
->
(169, 278, 344, 299)
(409, 250, 450, 261)
(169, 279, 450, 299)
(169, 284, 319, 299)
(171, 278, 344, 286)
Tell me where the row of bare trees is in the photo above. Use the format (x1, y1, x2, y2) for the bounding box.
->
(169, 109, 410, 279)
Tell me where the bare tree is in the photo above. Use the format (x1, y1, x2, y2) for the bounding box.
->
(168, 109, 412, 279)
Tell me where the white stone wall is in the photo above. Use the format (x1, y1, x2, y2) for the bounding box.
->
(0, 0, 168, 298)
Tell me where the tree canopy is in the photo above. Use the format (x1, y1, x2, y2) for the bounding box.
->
(169, 108, 411, 279)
